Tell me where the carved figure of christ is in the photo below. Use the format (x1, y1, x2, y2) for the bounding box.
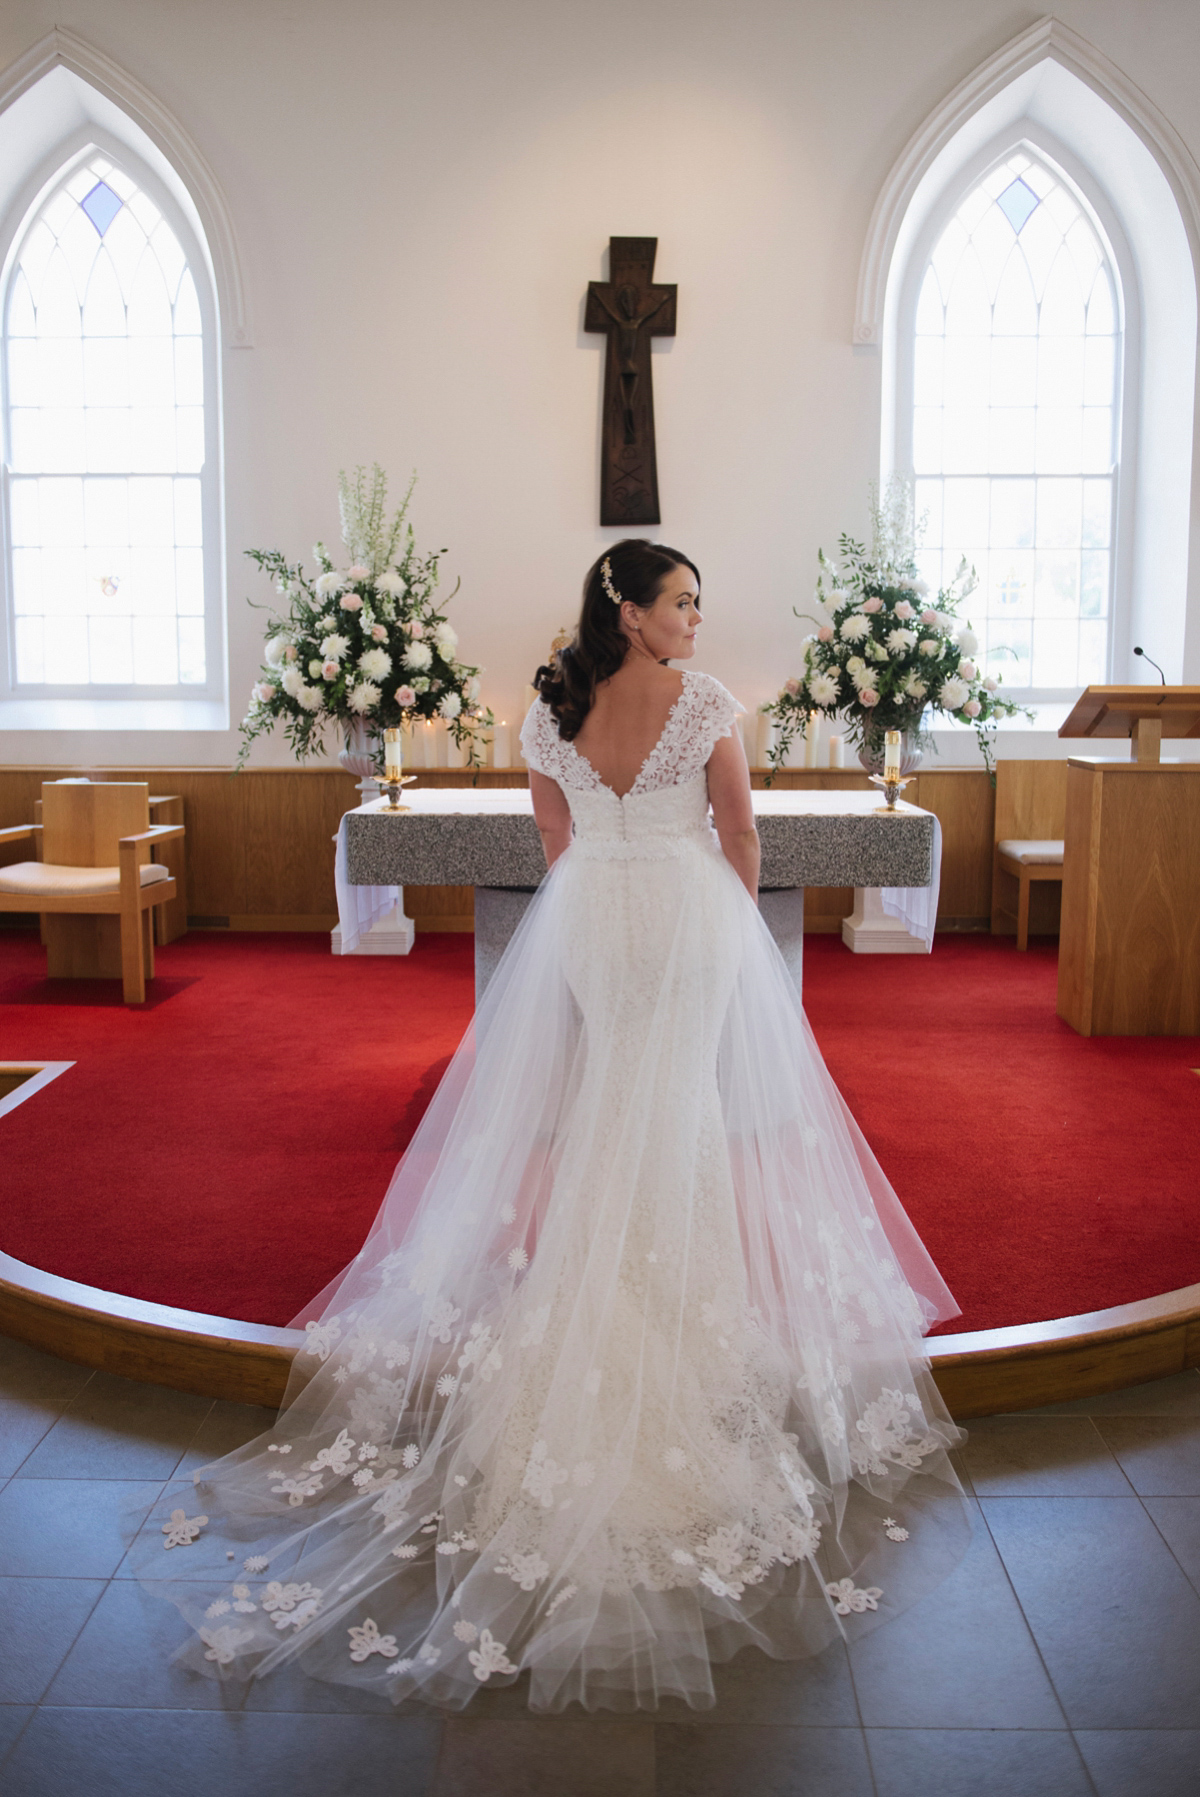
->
(585, 237, 677, 526)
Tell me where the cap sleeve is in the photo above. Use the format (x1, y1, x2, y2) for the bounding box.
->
(520, 698, 555, 777)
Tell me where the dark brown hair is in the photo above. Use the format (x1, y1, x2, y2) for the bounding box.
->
(533, 539, 700, 740)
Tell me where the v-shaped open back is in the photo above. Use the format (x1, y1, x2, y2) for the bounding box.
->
(522, 670, 744, 800)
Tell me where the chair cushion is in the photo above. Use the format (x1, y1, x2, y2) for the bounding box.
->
(0, 861, 172, 897)
(997, 839, 1065, 866)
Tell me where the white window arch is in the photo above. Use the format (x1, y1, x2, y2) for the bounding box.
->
(863, 22, 1200, 711)
(3, 142, 218, 697)
(906, 146, 1124, 695)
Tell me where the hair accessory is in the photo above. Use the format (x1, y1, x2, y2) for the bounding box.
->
(600, 557, 622, 606)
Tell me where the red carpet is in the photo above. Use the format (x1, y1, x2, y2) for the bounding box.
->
(1, 930, 1198, 1335)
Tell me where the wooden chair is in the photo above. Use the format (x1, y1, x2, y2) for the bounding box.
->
(0, 782, 185, 1003)
(991, 761, 1068, 950)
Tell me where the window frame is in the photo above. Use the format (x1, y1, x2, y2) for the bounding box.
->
(0, 125, 225, 708)
(892, 123, 1141, 706)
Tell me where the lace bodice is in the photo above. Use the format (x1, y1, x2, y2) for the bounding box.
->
(520, 671, 744, 801)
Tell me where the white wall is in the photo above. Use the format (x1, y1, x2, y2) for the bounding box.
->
(2, 0, 1199, 768)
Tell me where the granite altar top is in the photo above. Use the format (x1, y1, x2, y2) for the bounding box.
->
(346, 789, 934, 891)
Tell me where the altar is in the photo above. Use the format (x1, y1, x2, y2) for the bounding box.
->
(343, 788, 936, 999)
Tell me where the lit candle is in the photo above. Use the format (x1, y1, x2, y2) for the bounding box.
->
(884, 729, 901, 778)
(828, 734, 844, 769)
(491, 720, 512, 768)
(384, 728, 402, 780)
(804, 712, 819, 769)
(421, 720, 438, 768)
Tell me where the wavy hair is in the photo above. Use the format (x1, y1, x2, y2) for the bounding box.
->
(533, 539, 700, 741)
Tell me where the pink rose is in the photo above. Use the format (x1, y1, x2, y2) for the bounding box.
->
(894, 600, 915, 621)
(862, 597, 883, 614)
(857, 687, 880, 706)
(395, 685, 417, 707)
(920, 609, 940, 628)
(284, 644, 298, 661)
(783, 677, 802, 697)
(959, 659, 977, 680)
(322, 659, 339, 679)
(251, 682, 275, 703)
(340, 593, 363, 612)
(408, 621, 425, 638)
(818, 625, 834, 642)
(371, 623, 388, 642)
(964, 698, 981, 717)
(346, 564, 370, 581)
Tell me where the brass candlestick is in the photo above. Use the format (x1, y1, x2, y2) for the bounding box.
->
(869, 772, 912, 813)
(379, 773, 416, 811)
(380, 727, 416, 811)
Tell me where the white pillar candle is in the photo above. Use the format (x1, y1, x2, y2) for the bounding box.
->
(884, 729, 902, 778)
(421, 720, 439, 768)
(445, 729, 464, 769)
(491, 720, 512, 768)
(384, 728, 402, 779)
(828, 734, 845, 769)
(804, 712, 820, 769)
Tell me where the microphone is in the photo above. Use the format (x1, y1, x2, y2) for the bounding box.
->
(1133, 646, 1166, 685)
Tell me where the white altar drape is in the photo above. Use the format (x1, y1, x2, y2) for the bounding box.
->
(333, 809, 400, 955)
(879, 816, 943, 951)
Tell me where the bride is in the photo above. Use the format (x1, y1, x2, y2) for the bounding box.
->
(138, 538, 971, 1713)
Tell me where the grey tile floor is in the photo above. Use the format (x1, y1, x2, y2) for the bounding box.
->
(1, 1334, 1198, 1797)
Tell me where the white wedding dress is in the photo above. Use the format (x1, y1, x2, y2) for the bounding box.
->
(136, 671, 971, 1712)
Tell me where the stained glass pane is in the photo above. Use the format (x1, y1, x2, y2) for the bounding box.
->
(909, 152, 1119, 690)
(4, 153, 207, 687)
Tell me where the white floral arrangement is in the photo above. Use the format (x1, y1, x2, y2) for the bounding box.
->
(237, 465, 491, 770)
(765, 478, 1027, 775)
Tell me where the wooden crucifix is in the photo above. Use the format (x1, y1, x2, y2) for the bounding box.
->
(585, 237, 676, 526)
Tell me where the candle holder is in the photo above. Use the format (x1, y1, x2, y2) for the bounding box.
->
(379, 772, 417, 812)
(869, 772, 912, 813)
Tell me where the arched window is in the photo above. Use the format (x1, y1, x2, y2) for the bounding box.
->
(909, 151, 1121, 694)
(4, 148, 213, 694)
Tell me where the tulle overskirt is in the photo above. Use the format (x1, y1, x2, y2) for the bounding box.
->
(132, 830, 971, 1712)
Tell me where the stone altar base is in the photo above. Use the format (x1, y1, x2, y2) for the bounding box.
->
(330, 901, 416, 957)
(841, 886, 930, 954)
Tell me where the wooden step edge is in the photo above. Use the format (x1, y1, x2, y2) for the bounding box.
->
(2, 1249, 1198, 1418)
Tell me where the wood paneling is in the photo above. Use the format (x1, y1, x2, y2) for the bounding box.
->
(0, 762, 997, 936)
(1058, 761, 1200, 1035)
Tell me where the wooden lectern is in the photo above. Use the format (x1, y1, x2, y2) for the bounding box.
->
(1056, 686, 1200, 1035)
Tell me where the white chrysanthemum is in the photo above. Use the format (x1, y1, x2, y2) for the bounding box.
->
(404, 640, 433, 672)
(314, 571, 343, 600)
(956, 627, 979, 655)
(839, 614, 869, 642)
(939, 677, 970, 711)
(348, 681, 382, 714)
(281, 666, 305, 698)
(320, 633, 350, 661)
(855, 666, 879, 690)
(375, 570, 406, 598)
(433, 622, 458, 651)
(808, 671, 839, 707)
(358, 647, 392, 681)
(886, 627, 917, 654)
(826, 587, 849, 608)
(439, 692, 462, 720)
(297, 684, 323, 713)
(264, 635, 290, 668)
